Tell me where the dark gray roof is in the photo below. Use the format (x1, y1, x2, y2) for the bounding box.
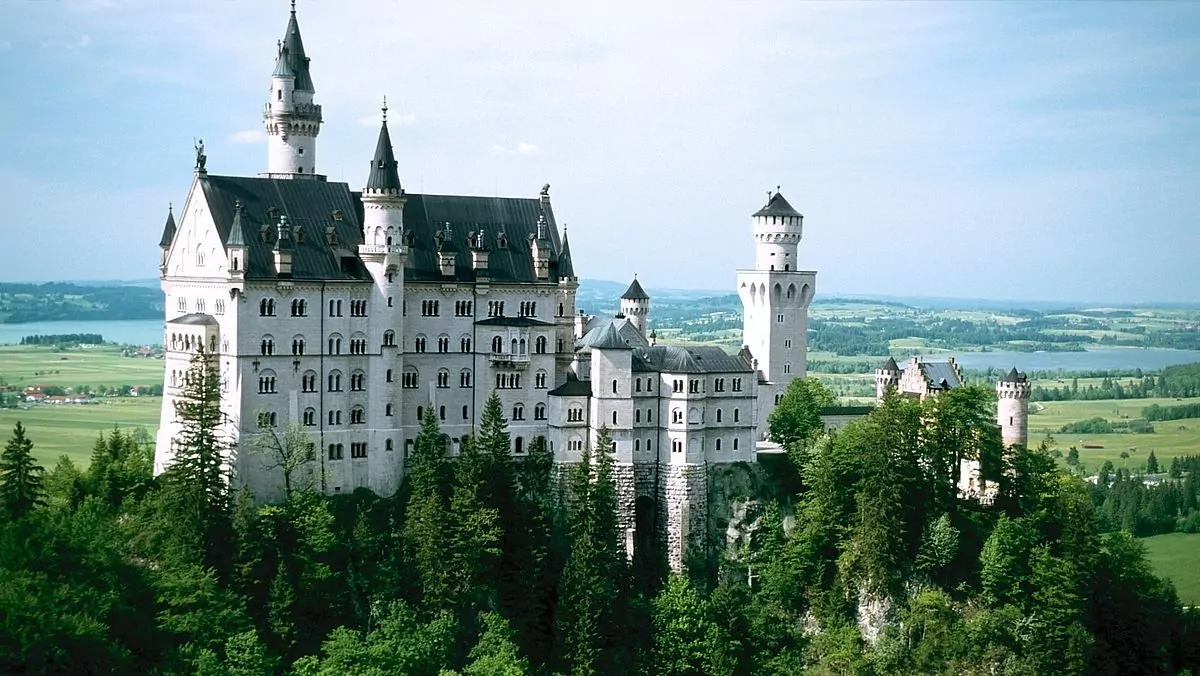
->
(1001, 367, 1026, 383)
(281, 8, 314, 91)
(558, 232, 575, 279)
(272, 48, 296, 78)
(621, 277, 649, 300)
(919, 361, 962, 390)
(200, 175, 370, 281)
(581, 323, 632, 350)
(881, 356, 898, 372)
(365, 119, 402, 192)
(475, 316, 554, 327)
(396, 193, 567, 284)
(158, 206, 176, 248)
(227, 201, 248, 247)
(752, 191, 801, 218)
(549, 372, 591, 397)
(168, 313, 218, 326)
(632, 345, 752, 374)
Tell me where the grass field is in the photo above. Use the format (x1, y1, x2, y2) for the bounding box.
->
(1142, 533, 1200, 606)
(1029, 397, 1200, 470)
(0, 397, 161, 468)
(0, 345, 163, 389)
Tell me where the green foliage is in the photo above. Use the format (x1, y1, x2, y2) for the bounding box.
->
(0, 421, 46, 520)
(651, 574, 734, 676)
(463, 612, 530, 676)
(405, 407, 453, 609)
(767, 378, 836, 452)
(293, 600, 456, 676)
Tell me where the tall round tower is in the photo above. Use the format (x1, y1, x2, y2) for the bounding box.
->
(875, 356, 900, 403)
(996, 368, 1031, 448)
(262, 4, 323, 178)
(620, 276, 650, 335)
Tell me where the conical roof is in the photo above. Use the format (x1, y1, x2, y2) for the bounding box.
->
(881, 356, 899, 372)
(1001, 367, 1023, 383)
(557, 232, 575, 279)
(158, 205, 177, 248)
(752, 191, 801, 218)
(227, 202, 248, 247)
(365, 116, 402, 192)
(621, 277, 649, 300)
(280, 7, 314, 91)
(272, 46, 296, 78)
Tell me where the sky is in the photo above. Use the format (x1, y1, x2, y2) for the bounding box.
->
(1, 1, 1198, 304)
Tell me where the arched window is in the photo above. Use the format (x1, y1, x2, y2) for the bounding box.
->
(383, 330, 396, 347)
(492, 336, 503, 353)
(672, 408, 682, 424)
(636, 409, 641, 423)
(328, 333, 343, 355)
(350, 370, 365, 391)
(462, 405, 469, 420)
(438, 335, 450, 353)
(439, 405, 446, 421)
(716, 438, 723, 451)
(733, 438, 740, 451)
(612, 379, 618, 394)
(511, 338, 518, 355)
(612, 410, 618, 425)
(350, 406, 365, 425)
(536, 336, 547, 354)
(535, 370, 547, 389)
(260, 335, 275, 356)
(385, 403, 394, 416)
(519, 338, 527, 355)
(534, 403, 546, 420)
(513, 404, 525, 421)
(733, 408, 740, 423)
(303, 407, 316, 426)
(327, 370, 342, 392)
(302, 370, 317, 392)
(417, 406, 424, 421)
(716, 409, 723, 423)
(291, 335, 305, 355)
(460, 335, 472, 353)
(386, 439, 394, 451)
(437, 369, 450, 388)
(460, 369, 472, 388)
(515, 437, 525, 454)
(414, 335, 427, 353)
(402, 367, 419, 389)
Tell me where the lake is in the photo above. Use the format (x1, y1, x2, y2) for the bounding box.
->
(920, 348, 1200, 373)
(0, 319, 163, 346)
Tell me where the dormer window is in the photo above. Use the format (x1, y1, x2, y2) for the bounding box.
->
(325, 227, 338, 246)
(332, 209, 344, 221)
(497, 232, 508, 249)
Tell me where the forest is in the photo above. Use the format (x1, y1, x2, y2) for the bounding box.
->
(1, 351, 1198, 675)
(0, 283, 161, 324)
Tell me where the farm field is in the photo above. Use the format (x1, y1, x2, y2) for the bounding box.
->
(0, 345, 162, 389)
(1142, 533, 1200, 606)
(1029, 397, 1200, 470)
(0, 397, 160, 468)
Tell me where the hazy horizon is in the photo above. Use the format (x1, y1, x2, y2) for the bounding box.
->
(2, 1, 1198, 303)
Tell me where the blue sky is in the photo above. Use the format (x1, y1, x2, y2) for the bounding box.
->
(1, 1, 1197, 303)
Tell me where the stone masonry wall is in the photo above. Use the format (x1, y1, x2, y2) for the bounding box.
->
(663, 463, 709, 571)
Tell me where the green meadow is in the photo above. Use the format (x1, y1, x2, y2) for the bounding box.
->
(1142, 533, 1200, 606)
(0, 344, 162, 389)
(0, 397, 161, 468)
(1029, 397, 1200, 470)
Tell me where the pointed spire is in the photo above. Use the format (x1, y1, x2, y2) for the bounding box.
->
(752, 190, 801, 218)
(365, 98, 402, 192)
(881, 356, 898, 372)
(158, 204, 177, 247)
(280, 2, 313, 91)
(557, 229, 575, 279)
(621, 276, 649, 301)
(227, 201, 247, 247)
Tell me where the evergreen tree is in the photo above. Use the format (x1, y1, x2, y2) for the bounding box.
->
(0, 421, 46, 521)
(557, 427, 626, 675)
(464, 612, 530, 675)
(651, 575, 734, 676)
(404, 407, 453, 609)
(161, 348, 234, 571)
(449, 434, 503, 618)
(1146, 449, 1159, 475)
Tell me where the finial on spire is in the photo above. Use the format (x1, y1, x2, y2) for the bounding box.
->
(168, 202, 173, 213)
(381, 95, 388, 122)
(291, 0, 296, 13)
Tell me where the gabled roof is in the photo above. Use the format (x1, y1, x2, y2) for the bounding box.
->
(199, 174, 369, 281)
(632, 345, 753, 374)
(918, 361, 962, 390)
(365, 117, 402, 192)
(752, 191, 802, 218)
(621, 277, 649, 301)
(280, 8, 314, 91)
(881, 356, 899, 372)
(581, 323, 632, 350)
(168, 313, 218, 326)
(158, 206, 177, 248)
(548, 372, 591, 397)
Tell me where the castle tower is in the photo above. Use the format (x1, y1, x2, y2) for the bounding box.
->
(735, 190, 817, 439)
(619, 276, 650, 336)
(158, 204, 176, 271)
(996, 368, 1031, 448)
(262, 3, 323, 178)
(875, 356, 900, 403)
(359, 102, 407, 475)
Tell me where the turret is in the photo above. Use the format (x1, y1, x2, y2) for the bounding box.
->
(158, 204, 176, 270)
(619, 276, 650, 336)
(752, 190, 804, 271)
(360, 99, 406, 250)
(530, 214, 552, 281)
(996, 368, 1031, 448)
(227, 201, 248, 280)
(875, 356, 900, 403)
(262, 3, 322, 178)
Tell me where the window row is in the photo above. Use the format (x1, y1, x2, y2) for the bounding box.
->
(488, 335, 547, 355)
(326, 440, 387, 460)
(168, 333, 217, 353)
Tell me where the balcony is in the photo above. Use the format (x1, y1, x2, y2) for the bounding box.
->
(489, 352, 530, 369)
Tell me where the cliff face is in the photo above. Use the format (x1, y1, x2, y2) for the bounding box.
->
(705, 460, 796, 568)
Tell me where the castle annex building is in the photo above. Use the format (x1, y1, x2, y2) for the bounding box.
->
(154, 6, 817, 570)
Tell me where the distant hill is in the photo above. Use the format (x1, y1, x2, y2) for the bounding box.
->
(0, 283, 162, 324)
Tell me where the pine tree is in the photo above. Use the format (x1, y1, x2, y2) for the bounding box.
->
(404, 407, 454, 609)
(557, 427, 625, 675)
(449, 434, 502, 618)
(0, 421, 46, 520)
(1146, 450, 1159, 475)
(162, 347, 234, 571)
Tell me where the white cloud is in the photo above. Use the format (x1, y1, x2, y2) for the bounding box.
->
(516, 141, 539, 155)
(228, 129, 264, 144)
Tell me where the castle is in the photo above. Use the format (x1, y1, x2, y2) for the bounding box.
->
(154, 5, 1024, 570)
